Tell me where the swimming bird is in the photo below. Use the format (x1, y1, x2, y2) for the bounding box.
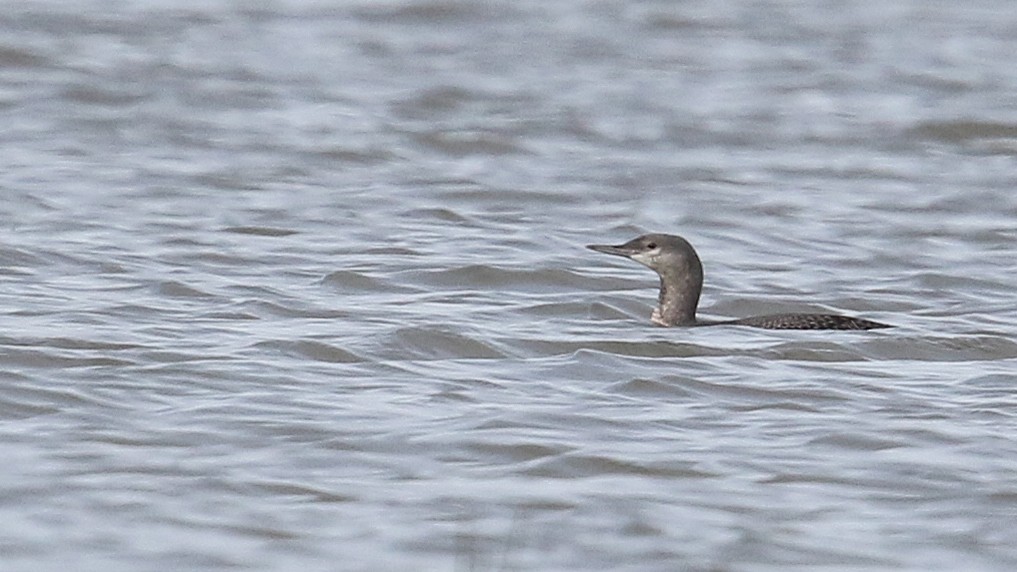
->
(586, 233, 891, 330)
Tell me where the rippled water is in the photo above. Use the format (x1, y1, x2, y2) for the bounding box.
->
(3, 1, 1017, 571)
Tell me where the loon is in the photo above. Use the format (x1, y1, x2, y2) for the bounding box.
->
(586, 233, 891, 330)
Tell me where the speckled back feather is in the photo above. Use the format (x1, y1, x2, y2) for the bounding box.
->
(727, 313, 891, 330)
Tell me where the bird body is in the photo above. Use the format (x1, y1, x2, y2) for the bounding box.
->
(586, 233, 891, 330)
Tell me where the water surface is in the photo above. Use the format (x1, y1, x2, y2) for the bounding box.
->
(2, 1, 1017, 571)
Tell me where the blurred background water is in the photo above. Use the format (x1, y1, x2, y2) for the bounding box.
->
(2, 1, 1017, 570)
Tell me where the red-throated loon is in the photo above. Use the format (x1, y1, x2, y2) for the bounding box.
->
(586, 233, 891, 330)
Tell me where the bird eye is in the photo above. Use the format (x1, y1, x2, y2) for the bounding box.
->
(646, 242, 657, 249)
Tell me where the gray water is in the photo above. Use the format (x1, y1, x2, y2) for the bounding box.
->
(2, 1, 1017, 570)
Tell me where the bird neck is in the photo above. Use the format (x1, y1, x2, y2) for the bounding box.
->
(654, 266, 702, 327)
